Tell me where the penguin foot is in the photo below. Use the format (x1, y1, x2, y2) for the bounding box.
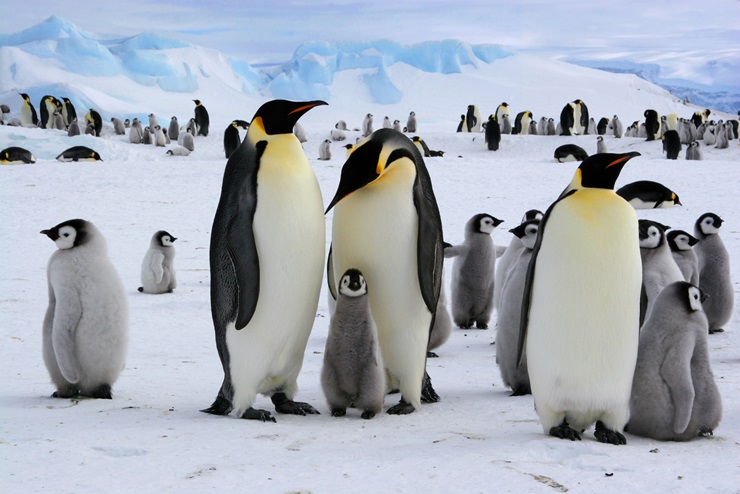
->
(361, 410, 376, 420)
(708, 328, 725, 334)
(271, 393, 320, 416)
(698, 427, 714, 438)
(476, 322, 489, 330)
(421, 371, 440, 403)
(240, 407, 276, 422)
(88, 384, 113, 399)
(594, 421, 627, 445)
(426, 351, 439, 358)
(387, 399, 416, 415)
(509, 385, 531, 397)
(549, 421, 581, 441)
(137, 287, 144, 292)
(200, 395, 233, 416)
(331, 408, 346, 417)
(51, 388, 79, 399)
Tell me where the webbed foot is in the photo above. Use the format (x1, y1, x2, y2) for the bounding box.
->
(509, 384, 531, 396)
(476, 322, 489, 330)
(698, 427, 714, 437)
(709, 328, 724, 334)
(421, 371, 440, 403)
(271, 392, 320, 416)
(51, 388, 79, 399)
(361, 410, 376, 420)
(594, 420, 626, 445)
(88, 384, 112, 399)
(201, 395, 233, 416)
(240, 407, 276, 422)
(549, 421, 581, 441)
(331, 408, 346, 417)
(427, 351, 439, 358)
(387, 399, 416, 415)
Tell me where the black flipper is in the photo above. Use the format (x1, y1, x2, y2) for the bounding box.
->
(326, 245, 336, 303)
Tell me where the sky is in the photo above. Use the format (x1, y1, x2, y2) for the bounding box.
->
(3, 0, 739, 71)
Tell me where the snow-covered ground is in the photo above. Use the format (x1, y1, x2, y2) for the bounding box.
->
(1, 19, 739, 494)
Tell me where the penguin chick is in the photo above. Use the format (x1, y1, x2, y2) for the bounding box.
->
(628, 282, 722, 441)
(427, 263, 452, 358)
(596, 135, 607, 154)
(694, 213, 734, 333)
(138, 230, 177, 294)
(639, 219, 685, 324)
(447, 213, 503, 329)
(166, 147, 191, 157)
(667, 230, 700, 285)
(111, 118, 126, 135)
(318, 139, 331, 160)
(168, 116, 179, 142)
(406, 111, 417, 133)
(321, 269, 385, 419)
(41, 219, 128, 399)
(362, 113, 373, 137)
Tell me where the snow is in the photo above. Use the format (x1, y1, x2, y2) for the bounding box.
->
(1, 18, 739, 494)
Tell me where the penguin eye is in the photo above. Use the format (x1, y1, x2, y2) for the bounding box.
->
(63, 233, 70, 238)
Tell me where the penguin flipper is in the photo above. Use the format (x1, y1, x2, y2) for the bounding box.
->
(149, 251, 165, 284)
(516, 190, 576, 367)
(412, 158, 444, 315)
(51, 289, 83, 383)
(660, 344, 695, 434)
(326, 244, 337, 302)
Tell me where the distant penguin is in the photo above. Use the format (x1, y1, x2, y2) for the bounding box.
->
(559, 100, 589, 135)
(639, 220, 685, 322)
(596, 135, 607, 154)
(512, 111, 532, 135)
(447, 213, 503, 329)
(597, 117, 609, 135)
(628, 282, 722, 441)
(53, 111, 65, 130)
(466, 105, 481, 132)
(129, 118, 143, 144)
(406, 111, 417, 133)
(611, 115, 623, 138)
(456, 114, 466, 133)
(111, 118, 126, 135)
(694, 213, 734, 333)
(153, 125, 166, 147)
(686, 141, 704, 160)
(1, 146, 37, 164)
(330, 128, 346, 141)
(485, 115, 501, 151)
(663, 129, 681, 159)
(193, 99, 209, 136)
(224, 120, 248, 159)
(61, 98, 76, 128)
(382, 116, 391, 129)
(321, 269, 385, 419)
(181, 129, 195, 152)
(185, 117, 197, 137)
(319, 139, 332, 160)
(496, 218, 539, 396)
(142, 126, 152, 145)
(166, 147, 191, 156)
(84, 122, 95, 136)
(67, 118, 81, 137)
(40, 95, 59, 129)
(665, 113, 678, 132)
(546, 118, 556, 136)
(392, 119, 402, 132)
(519, 152, 642, 444)
(335, 120, 348, 131)
(148, 113, 159, 130)
(362, 113, 374, 137)
(495, 103, 509, 126)
(56, 146, 103, 162)
(412, 136, 432, 158)
(616, 180, 681, 209)
(41, 219, 128, 399)
(124, 118, 130, 128)
(293, 122, 308, 143)
(168, 116, 179, 142)
(714, 123, 729, 149)
(553, 144, 588, 162)
(537, 116, 548, 136)
(528, 120, 538, 135)
(667, 230, 700, 285)
(644, 109, 660, 141)
(19, 93, 38, 127)
(85, 109, 102, 137)
(138, 230, 177, 294)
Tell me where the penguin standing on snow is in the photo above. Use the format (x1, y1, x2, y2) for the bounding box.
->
(456, 114, 466, 133)
(638, 219, 685, 323)
(596, 136, 607, 154)
(85, 109, 102, 137)
(559, 99, 589, 135)
(694, 213, 734, 333)
(204, 99, 326, 422)
(628, 282, 722, 441)
(362, 113, 374, 137)
(446, 213, 503, 329)
(466, 105, 481, 132)
(193, 100, 210, 136)
(168, 116, 179, 142)
(663, 129, 681, 159)
(495, 103, 510, 128)
(485, 115, 501, 151)
(318, 139, 332, 161)
(512, 111, 533, 135)
(326, 128, 444, 415)
(321, 269, 385, 419)
(427, 262, 452, 358)
(406, 111, 417, 133)
(223, 119, 249, 159)
(518, 152, 642, 444)
(19, 93, 38, 127)
(644, 109, 661, 141)
(40, 95, 59, 129)
(41, 219, 128, 399)
(111, 118, 126, 135)
(61, 98, 77, 128)
(138, 230, 177, 294)
(667, 230, 700, 285)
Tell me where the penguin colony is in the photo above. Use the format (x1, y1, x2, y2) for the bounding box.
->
(7, 92, 732, 446)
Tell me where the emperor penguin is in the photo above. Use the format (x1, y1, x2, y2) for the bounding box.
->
(56, 146, 103, 162)
(325, 128, 444, 415)
(714, 123, 729, 149)
(362, 113, 374, 137)
(616, 180, 681, 209)
(495, 103, 509, 127)
(41, 219, 128, 399)
(111, 118, 126, 135)
(153, 125, 166, 147)
(638, 219, 685, 323)
(181, 129, 195, 152)
(382, 116, 391, 129)
(224, 119, 248, 159)
(318, 139, 332, 161)
(644, 109, 661, 141)
(427, 262, 452, 358)
(411, 136, 431, 157)
(485, 115, 501, 151)
(148, 113, 159, 130)
(193, 99, 210, 136)
(496, 218, 540, 396)
(502, 114, 513, 135)
(53, 111, 65, 130)
(512, 111, 532, 135)
(204, 99, 327, 422)
(142, 126, 152, 145)
(456, 114, 466, 133)
(85, 109, 102, 137)
(559, 100, 589, 135)
(553, 144, 588, 162)
(528, 120, 538, 135)
(667, 230, 700, 285)
(686, 141, 704, 160)
(518, 151, 642, 444)
(129, 119, 143, 144)
(67, 118, 81, 137)
(392, 120, 402, 132)
(19, 93, 38, 127)
(447, 213, 503, 329)
(321, 269, 385, 419)
(138, 230, 177, 294)
(293, 122, 308, 143)
(694, 213, 734, 333)
(343, 143, 354, 158)
(493, 209, 543, 313)
(186, 117, 198, 137)
(628, 282, 722, 441)
(538, 116, 548, 136)
(166, 147, 191, 157)
(611, 115, 623, 138)
(596, 135, 607, 154)
(335, 120, 348, 131)
(0, 146, 37, 164)
(546, 118, 556, 136)
(62, 98, 76, 128)
(406, 111, 417, 133)
(663, 130, 681, 159)
(168, 116, 179, 142)
(40, 95, 59, 129)
(597, 117, 609, 135)
(466, 105, 481, 133)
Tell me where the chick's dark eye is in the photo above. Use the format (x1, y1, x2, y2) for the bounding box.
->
(63, 233, 69, 237)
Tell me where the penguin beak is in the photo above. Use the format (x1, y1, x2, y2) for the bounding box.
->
(171, 237, 177, 242)
(41, 229, 58, 241)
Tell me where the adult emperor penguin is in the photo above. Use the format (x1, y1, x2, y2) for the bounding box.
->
(325, 128, 444, 414)
(644, 109, 661, 141)
(553, 144, 588, 162)
(19, 93, 38, 127)
(447, 213, 503, 329)
(56, 146, 103, 162)
(204, 99, 326, 422)
(496, 218, 539, 396)
(0, 146, 37, 164)
(61, 98, 76, 128)
(628, 282, 722, 441)
(138, 230, 177, 294)
(466, 105, 481, 133)
(485, 115, 501, 151)
(663, 129, 681, 159)
(41, 219, 128, 399)
(406, 111, 417, 133)
(559, 99, 589, 135)
(39, 95, 59, 129)
(597, 117, 609, 135)
(639, 219, 685, 323)
(667, 229, 700, 285)
(223, 119, 248, 159)
(495, 102, 509, 126)
(193, 99, 210, 136)
(512, 111, 532, 135)
(518, 151, 642, 444)
(321, 269, 385, 419)
(455, 114, 466, 133)
(694, 213, 734, 333)
(616, 180, 681, 209)
(86, 109, 102, 137)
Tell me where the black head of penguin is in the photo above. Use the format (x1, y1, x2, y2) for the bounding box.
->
(40, 218, 90, 247)
(577, 152, 641, 190)
(251, 99, 327, 136)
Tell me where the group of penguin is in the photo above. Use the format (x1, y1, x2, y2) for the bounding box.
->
(37, 98, 731, 444)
